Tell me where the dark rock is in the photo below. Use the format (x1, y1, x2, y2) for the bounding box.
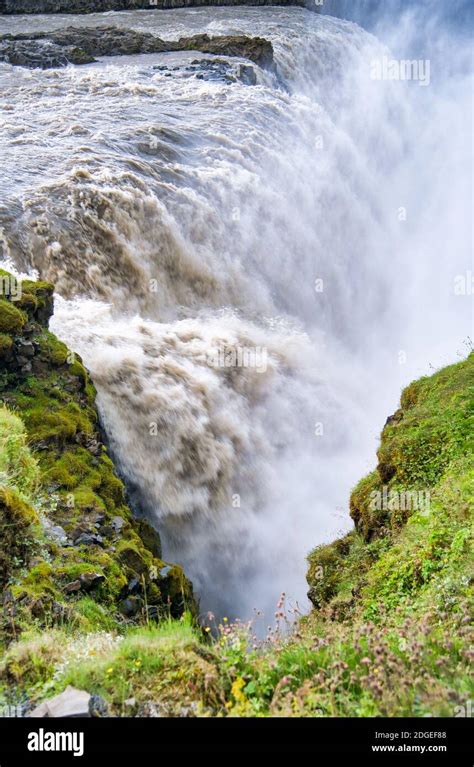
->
(127, 576, 141, 594)
(73, 532, 104, 547)
(118, 575, 141, 600)
(79, 572, 105, 591)
(377, 462, 397, 484)
(16, 340, 35, 358)
(135, 518, 161, 559)
(99, 524, 114, 539)
(42, 520, 68, 545)
(146, 605, 160, 621)
(89, 694, 108, 718)
(118, 545, 147, 574)
(238, 63, 258, 85)
(175, 33, 274, 70)
(119, 596, 141, 617)
(64, 579, 81, 594)
(0, 25, 275, 72)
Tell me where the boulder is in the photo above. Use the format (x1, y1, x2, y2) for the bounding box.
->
(29, 686, 91, 718)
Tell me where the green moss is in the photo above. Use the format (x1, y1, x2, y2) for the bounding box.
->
(0, 270, 195, 647)
(0, 334, 13, 357)
(350, 353, 474, 540)
(37, 332, 69, 367)
(0, 487, 39, 588)
(0, 299, 27, 335)
(0, 406, 39, 498)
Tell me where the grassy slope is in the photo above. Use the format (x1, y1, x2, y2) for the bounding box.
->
(1, 338, 472, 715)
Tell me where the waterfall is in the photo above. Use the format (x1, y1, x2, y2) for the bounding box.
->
(0, 5, 471, 620)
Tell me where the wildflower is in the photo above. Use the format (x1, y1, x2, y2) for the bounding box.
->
(106, 667, 113, 675)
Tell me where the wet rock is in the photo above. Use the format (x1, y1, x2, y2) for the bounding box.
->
(0, 26, 275, 72)
(175, 33, 274, 70)
(238, 63, 258, 86)
(29, 686, 91, 718)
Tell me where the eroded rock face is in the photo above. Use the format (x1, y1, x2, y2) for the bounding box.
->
(0, 25, 275, 70)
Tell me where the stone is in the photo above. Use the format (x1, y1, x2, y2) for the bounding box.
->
(73, 531, 104, 547)
(16, 340, 35, 357)
(79, 572, 105, 591)
(119, 596, 141, 617)
(111, 515, 125, 533)
(28, 686, 91, 718)
(42, 520, 68, 546)
(89, 694, 108, 718)
(135, 518, 161, 559)
(64, 579, 81, 594)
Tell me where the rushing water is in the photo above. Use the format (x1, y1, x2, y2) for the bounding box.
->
(0, 5, 471, 620)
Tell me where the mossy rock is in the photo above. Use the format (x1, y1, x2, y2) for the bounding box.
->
(0, 300, 27, 335)
(307, 533, 354, 609)
(0, 488, 39, 588)
(135, 518, 162, 560)
(0, 334, 13, 359)
(0, 269, 196, 642)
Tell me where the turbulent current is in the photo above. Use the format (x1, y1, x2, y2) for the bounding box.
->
(0, 4, 472, 620)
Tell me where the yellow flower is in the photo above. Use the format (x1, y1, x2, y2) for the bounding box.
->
(231, 677, 247, 705)
(106, 667, 113, 674)
(223, 617, 228, 623)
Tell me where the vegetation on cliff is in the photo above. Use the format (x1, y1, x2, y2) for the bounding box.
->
(1, 339, 471, 717)
(0, 270, 195, 663)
